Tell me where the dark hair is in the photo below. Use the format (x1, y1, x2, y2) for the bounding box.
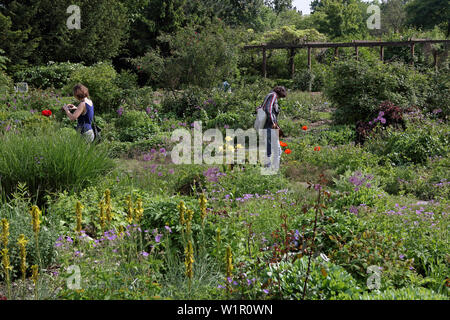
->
(273, 86, 287, 98)
(73, 84, 89, 100)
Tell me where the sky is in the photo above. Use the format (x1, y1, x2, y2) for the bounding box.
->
(292, 0, 312, 15)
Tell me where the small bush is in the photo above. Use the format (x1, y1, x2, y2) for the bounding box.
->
(115, 110, 160, 142)
(64, 62, 121, 113)
(14, 62, 84, 89)
(325, 59, 430, 124)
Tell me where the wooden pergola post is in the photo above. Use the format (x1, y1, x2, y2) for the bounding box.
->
(289, 48, 296, 79)
(380, 46, 384, 62)
(307, 46, 312, 71)
(262, 47, 267, 78)
(410, 43, 415, 66)
(433, 50, 438, 71)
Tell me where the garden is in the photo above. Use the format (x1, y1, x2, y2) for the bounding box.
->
(0, 0, 448, 301)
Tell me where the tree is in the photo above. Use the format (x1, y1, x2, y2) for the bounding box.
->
(1, 0, 129, 66)
(311, 0, 369, 39)
(406, 0, 449, 34)
(266, 0, 293, 14)
(381, 0, 407, 33)
(0, 1, 40, 71)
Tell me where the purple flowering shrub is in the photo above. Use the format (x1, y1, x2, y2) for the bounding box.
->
(355, 101, 407, 145)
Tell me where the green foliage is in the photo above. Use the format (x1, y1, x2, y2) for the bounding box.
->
(252, 25, 326, 45)
(65, 62, 121, 113)
(0, 71, 13, 95)
(14, 62, 84, 90)
(134, 21, 239, 89)
(0, 127, 115, 204)
(0, 9, 39, 72)
(406, 0, 450, 33)
(0, 194, 61, 280)
(312, 0, 369, 39)
(115, 110, 160, 142)
(356, 287, 447, 300)
(263, 256, 363, 300)
(366, 120, 449, 165)
(332, 229, 418, 289)
(324, 59, 430, 124)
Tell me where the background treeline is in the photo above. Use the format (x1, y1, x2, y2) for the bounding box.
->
(0, 0, 448, 76)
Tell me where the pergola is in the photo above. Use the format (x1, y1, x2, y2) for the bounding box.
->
(244, 39, 450, 78)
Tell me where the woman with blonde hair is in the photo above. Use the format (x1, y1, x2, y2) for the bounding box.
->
(62, 84, 95, 143)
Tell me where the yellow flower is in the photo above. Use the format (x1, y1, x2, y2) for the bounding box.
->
(31, 264, 39, 285)
(199, 194, 208, 222)
(236, 144, 243, 149)
(17, 234, 28, 280)
(178, 201, 186, 225)
(226, 245, 233, 280)
(30, 205, 42, 235)
(1, 248, 12, 272)
(225, 136, 233, 142)
(184, 240, 194, 280)
(218, 146, 224, 152)
(1, 218, 9, 248)
(134, 198, 144, 223)
(126, 195, 133, 224)
(75, 201, 83, 233)
(227, 145, 234, 152)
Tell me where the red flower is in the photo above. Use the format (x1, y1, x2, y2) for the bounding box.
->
(284, 149, 292, 155)
(302, 126, 308, 131)
(280, 141, 288, 147)
(42, 110, 52, 117)
(314, 146, 321, 151)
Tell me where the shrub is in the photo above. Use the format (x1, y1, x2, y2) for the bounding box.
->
(64, 62, 121, 113)
(0, 127, 115, 204)
(365, 119, 448, 165)
(133, 21, 239, 89)
(325, 59, 430, 124)
(0, 71, 13, 95)
(14, 62, 84, 89)
(262, 256, 362, 300)
(292, 66, 326, 92)
(115, 110, 160, 142)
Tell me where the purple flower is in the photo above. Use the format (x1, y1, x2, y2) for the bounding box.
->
(155, 234, 162, 243)
(399, 254, 405, 260)
(168, 169, 175, 175)
(164, 226, 172, 233)
(141, 251, 149, 257)
(160, 148, 166, 154)
(263, 289, 269, 294)
(227, 277, 232, 284)
(66, 236, 73, 243)
(117, 107, 124, 116)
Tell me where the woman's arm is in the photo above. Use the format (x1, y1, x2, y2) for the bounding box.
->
(64, 102, 85, 121)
